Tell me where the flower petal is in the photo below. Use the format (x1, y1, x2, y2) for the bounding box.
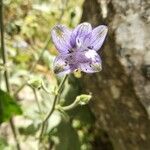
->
(79, 50, 102, 73)
(70, 22, 92, 49)
(90, 25, 108, 51)
(53, 54, 76, 75)
(51, 24, 72, 54)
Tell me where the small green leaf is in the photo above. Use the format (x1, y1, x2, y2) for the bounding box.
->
(0, 89, 22, 124)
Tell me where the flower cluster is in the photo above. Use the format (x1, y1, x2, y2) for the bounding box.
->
(51, 22, 108, 75)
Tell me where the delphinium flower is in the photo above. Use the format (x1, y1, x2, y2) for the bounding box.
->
(51, 22, 108, 75)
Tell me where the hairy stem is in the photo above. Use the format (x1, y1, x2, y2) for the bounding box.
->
(41, 81, 52, 95)
(33, 88, 42, 114)
(39, 75, 68, 142)
(61, 100, 79, 111)
(0, 1, 21, 149)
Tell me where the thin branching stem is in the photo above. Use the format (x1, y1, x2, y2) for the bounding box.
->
(41, 81, 53, 95)
(14, 0, 69, 97)
(39, 75, 68, 142)
(38, 0, 69, 144)
(33, 88, 42, 114)
(0, 1, 21, 149)
(60, 100, 78, 111)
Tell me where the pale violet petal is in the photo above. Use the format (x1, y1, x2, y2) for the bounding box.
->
(53, 54, 76, 75)
(51, 24, 72, 54)
(79, 50, 102, 73)
(70, 22, 92, 49)
(90, 25, 108, 51)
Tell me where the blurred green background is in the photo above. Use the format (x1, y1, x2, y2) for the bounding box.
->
(0, 0, 98, 150)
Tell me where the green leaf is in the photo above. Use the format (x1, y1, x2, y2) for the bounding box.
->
(54, 121, 81, 150)
(0, 89, 22, 124)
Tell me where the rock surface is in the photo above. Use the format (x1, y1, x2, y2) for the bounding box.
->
(81, 0, 150, 149)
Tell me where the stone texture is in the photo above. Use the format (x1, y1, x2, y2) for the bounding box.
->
(81, 0, 150, 149)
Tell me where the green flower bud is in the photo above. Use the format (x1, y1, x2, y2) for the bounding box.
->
(28, 77, 43, 89)
(76, 94, 92, 105)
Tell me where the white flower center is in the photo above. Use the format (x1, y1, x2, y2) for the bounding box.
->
(85, 50, 97, 60)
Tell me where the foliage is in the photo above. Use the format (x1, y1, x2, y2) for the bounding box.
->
(0, 89, 22, 124)
(0, 0, 96, 150)
(54, 121, 81, 150)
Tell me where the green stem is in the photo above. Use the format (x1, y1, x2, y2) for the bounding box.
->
(53, 74, 68, 105)
(57, 74, 68, 94)
(33, 88, 42, 114)
(9, 120, 21, 150)
(41, 81, 52, 95)
(0, 1, 21, 150)
(39, 75, 68, 142)
(14, 82, 27, 96)
(61, 100, 79, 111)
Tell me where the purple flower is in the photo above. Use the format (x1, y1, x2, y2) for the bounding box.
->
(51, 22, 108, 75)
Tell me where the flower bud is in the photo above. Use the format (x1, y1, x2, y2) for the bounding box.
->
(76, 94, 92, 105)
(28, 77, 42, 89)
